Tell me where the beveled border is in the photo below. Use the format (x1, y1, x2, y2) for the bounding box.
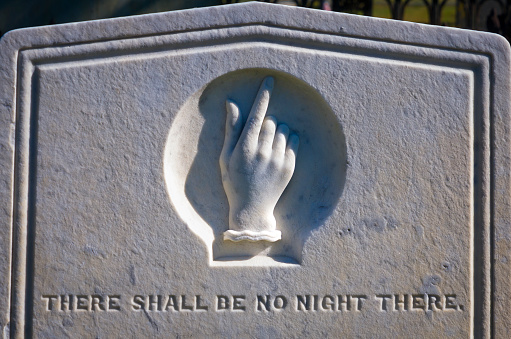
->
(0, 2, 508, 338)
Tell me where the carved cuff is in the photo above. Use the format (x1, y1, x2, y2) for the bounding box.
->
(223, 229, 281, 242)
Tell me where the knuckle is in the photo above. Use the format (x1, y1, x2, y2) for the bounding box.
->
(247, 118, 258, 130)
(256, 148, 270, 160)
(283, 160, 296, 174)
(241, 142, 254, 154)
(269, 156, 281, 168)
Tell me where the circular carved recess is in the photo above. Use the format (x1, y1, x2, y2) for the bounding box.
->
(164, 68, 346, 265)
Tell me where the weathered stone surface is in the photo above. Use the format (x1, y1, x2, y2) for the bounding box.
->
(0, 2, 510, 338)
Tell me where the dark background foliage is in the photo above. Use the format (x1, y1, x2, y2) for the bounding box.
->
(1, 0, 509, 40)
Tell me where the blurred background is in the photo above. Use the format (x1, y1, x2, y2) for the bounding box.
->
(0, 0, 509, 40)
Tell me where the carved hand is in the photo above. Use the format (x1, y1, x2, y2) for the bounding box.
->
(220, 76, 299, 242)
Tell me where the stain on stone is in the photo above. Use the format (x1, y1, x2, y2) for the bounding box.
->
(364, 217, 385, 233)
(421, 274, 442, 294)
(384, 216, 399, 229)
(142, 309, 159, 331)
(256, 325, 279, 339)
(441, 261, 452, 272)
(338, 227, 353, 237)
(414, 225, 424, 238)
(129, 265, 137, 285)
(423, 275, 441, 286)
(84, 244, 106, 259)
(62, 317, 74, 327)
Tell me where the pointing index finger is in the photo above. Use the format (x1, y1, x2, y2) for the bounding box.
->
(240, 76, 274, 149)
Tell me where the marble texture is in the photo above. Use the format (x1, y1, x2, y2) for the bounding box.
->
(220, 76, 299, 243)
(0, 2, 510, 338)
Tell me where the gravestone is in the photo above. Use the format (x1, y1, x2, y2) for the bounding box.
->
(0, 2, 510, 338)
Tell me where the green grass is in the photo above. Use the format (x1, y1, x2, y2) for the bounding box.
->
(372, 0, 392, 19)
(403, 0, 431, 23)
(372, 0, 457, 26)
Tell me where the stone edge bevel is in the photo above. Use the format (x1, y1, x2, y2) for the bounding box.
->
(0, 2, 509, 337)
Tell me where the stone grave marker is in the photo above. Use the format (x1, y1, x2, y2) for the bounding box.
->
(0, 2, 510, 337)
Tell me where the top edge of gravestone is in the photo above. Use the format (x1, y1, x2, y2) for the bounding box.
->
(0, 1, 510, 338)
(0, 2, 509, 57)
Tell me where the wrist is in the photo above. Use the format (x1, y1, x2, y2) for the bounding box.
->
(224, 207, 281, 242)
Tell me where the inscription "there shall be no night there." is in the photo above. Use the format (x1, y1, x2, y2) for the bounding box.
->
(41, 293, 464, 313)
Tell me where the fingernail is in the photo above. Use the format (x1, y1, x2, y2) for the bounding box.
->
(265, 76, 274, 89)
